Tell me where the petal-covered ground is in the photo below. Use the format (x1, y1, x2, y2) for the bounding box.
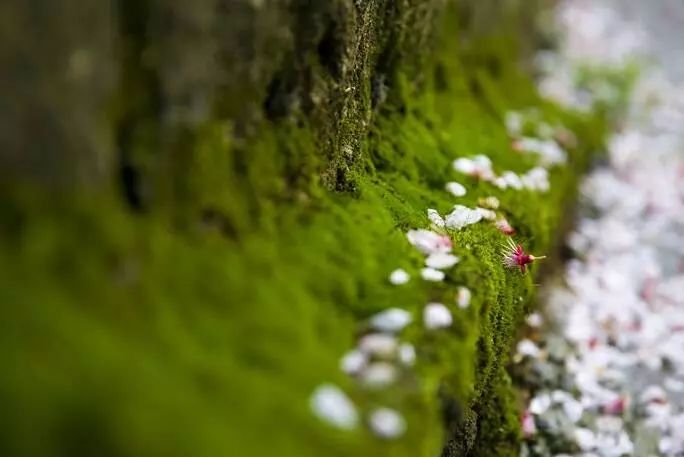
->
(516, 1, 684, 455)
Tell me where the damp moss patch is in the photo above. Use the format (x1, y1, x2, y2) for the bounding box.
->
(0, 5, 605, 457)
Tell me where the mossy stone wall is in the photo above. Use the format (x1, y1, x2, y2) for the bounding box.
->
(0, 1, 603, 456)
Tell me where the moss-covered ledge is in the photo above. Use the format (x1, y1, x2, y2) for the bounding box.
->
(0, 1, 604, 456)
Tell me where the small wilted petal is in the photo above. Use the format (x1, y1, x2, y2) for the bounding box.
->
(425, 252, 460, 270)
(423, 302, 453, 329)
(360, 362, 398, 388)
(368, 408, 407, 439)
(389, 268, 410, 285)
(495, 217, 515, 235)
(457, 286, 471, 309)
(445, 205, 483, 230)
(421, 267, 445, 282)
(310, 384, 359, 430)
(478, 196, 500, 209)
(445, 181, 467, 197)
(369, 308, 413, 333)
(427, 208, 445, 229)
(340, 349, 368, 375)
(475, 207, 497, 221)
(398, 343, 416, 366)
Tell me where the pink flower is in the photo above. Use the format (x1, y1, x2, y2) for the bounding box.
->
(521, 410, 537, 438)
(602, 396, 627, 415)
(502, 238, 545, 274)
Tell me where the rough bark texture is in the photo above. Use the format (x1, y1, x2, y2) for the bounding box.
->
(0, 1, 603, 456)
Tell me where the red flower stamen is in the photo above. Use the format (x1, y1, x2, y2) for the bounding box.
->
(501, 238, 546, 274)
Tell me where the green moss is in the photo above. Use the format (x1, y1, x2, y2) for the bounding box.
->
(0, 2, 605, 457)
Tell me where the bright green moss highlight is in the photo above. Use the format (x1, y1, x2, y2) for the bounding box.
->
(0, 6, 605, 457)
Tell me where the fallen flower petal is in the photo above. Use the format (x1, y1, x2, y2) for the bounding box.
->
(495, 217, 515, 235)
(457, 286, 471, 309)
(339, 349, 368, 375)
(360, 362, 398, 388)
(423, 303, 453, 329)
(445, 205, 483, 230)
(310, 384, 359, 430)
(358, 334, 398, 358)
(388, 268, 410, 285)
(425, 252, 460, 269)
(427, 208, 445, 229)
(421, 267, 445, 281)
(407, 229, 452, 255)
(369, 308, 413, 333)
(368, 408, 407, 439)
(445, 181, 467, 197)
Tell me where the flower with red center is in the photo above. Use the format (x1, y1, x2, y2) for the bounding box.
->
(501, 238, 545, 274)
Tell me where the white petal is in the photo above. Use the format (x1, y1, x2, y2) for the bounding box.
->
(501, 171, 523, 190)
(423, 303, 453, 329)
(453, 158, 476, 174)
(398, 343, 416, 366)
(562, 397, 584, 423)
(517, 339, 541, 358)
(493, 177, 508, 189)
(529, 392, 551, 415)
(340, 349, 368, 375)
(427, 208, 445, 229)
(369, 308, 413, 333)
(360, 362, 398, 388)
(389, 268, 410, 285)
(421, 267, 445, 282)
(445, 181, 467, 197)
(358, 334, 398, 357)
(310, 384, 358, 430)
(473, 154, 492, 168)
(425, 252, 460, 270)
(526, 312, 543, 327)
(368, 408, 406, 439)
(457, 286, 471, 308)
(445, 205, 483, 230)
(575, 427, 596, 451)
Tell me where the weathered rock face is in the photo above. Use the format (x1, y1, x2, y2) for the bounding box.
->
(0, 1, 603, 457)
(1, 0, 444, 192)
